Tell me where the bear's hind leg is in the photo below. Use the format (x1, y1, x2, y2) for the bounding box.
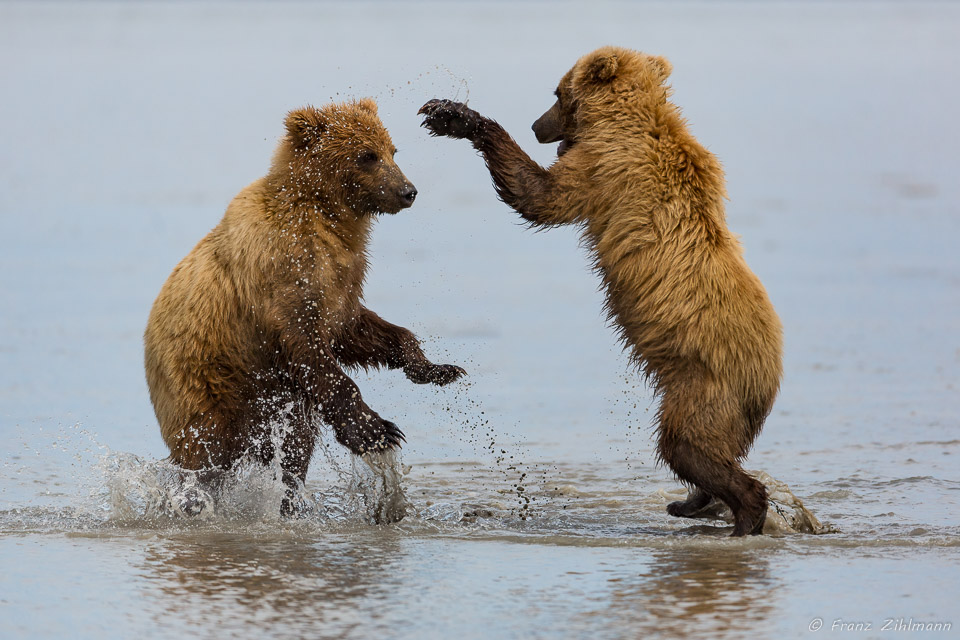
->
(276, 410, 317, 517)
(660, 435, 767, 537)
(169, 404, 246, 472)
(727, 470, 768, 536)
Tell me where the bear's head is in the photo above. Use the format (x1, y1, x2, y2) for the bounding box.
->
(532, 46, 672, 157)
(278, 99, 417, 215)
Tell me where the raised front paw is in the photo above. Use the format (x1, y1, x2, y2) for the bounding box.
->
(419, 99, 483, 140)
(338, 415, 406, 456)
(404, 362, 467, 386)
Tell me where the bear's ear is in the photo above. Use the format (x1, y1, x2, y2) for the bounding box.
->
(355, 98, 379, 115)
(585, 52, 619, 83)
(648, 55, 673, 83)
(284, 106, 327, 148)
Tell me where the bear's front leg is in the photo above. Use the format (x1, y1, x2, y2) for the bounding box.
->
(329, 400, 407, 456)
(271, 302, 407, 456)
(333, 307, 466, 386)
(420, 99, 578, 228)
(311, 365, 406, 455)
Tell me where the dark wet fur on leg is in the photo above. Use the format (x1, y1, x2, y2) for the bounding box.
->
(660, 434, 768, 537)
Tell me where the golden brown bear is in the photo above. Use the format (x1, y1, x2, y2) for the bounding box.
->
(145, 99, 464, 500)
(420, 47, 782, 536)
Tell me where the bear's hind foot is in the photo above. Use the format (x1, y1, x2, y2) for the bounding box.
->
(172, 484, 214, 518)
(666, 489, 714, 519)
(731, 503, 768, 537)
(278, 470, 314, 518)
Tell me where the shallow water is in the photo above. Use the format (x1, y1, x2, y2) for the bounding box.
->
(2, 2, 959, 638)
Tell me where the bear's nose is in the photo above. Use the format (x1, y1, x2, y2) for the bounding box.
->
(400, 185, 417, 205)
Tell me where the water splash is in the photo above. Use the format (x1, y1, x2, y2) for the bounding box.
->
(372, 64, 471, 106)
(98, 443, 411, 529)
(100, 452, 300, 525)
(359, 449, 409, 524)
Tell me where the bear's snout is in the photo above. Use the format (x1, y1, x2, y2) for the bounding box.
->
(533, 102, 563, 144)
(399, 185, 418, 207)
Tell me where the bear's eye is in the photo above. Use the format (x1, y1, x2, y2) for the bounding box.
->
(360, 151, 379, 165)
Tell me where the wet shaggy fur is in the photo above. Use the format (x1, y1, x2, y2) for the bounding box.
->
(145, 99, 464, 491)
(420, 47, 783, 536)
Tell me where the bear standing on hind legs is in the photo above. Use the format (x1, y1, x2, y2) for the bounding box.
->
(420, 47, 783, 536)
(144, 99, 465, 509)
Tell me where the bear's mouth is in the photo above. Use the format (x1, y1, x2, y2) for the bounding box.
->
(557, 138, 574, 157)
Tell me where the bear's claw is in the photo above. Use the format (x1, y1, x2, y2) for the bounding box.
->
(432, 364, 467, 385)
(338, 416, 406, 455)
(372, 419, 406, 450)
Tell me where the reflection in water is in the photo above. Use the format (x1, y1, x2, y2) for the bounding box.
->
(138, 531, 777, 639)
(590, 546, 775, 639)
(139, 529, 405, 637)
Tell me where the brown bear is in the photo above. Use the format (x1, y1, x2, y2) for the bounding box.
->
(420, 47, 783, 536)
(144, 99, 465, 505)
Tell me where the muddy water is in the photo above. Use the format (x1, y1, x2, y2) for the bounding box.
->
(2, 2, 959, 639)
